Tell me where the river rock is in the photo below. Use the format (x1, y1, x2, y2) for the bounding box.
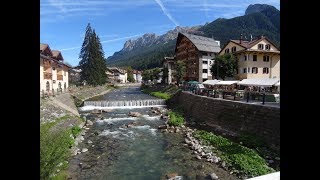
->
(165, 172, 178, 179)
(221, 161, 226, 168)
(158, 125, 167, 129)
(80, 136, 84, 141)
(209, 173, 218, 180)
(91, 109, 102, 114)
(175, 128, 180, 133)
(88, 140, 93, 144)
(87, 120, 93, 126)
(129, 111, 142, 117)
(268, 160, 274, 164)
(102, 109, 113, 113)
(196, 155, 201, 160)
(82, 148, 88, 153)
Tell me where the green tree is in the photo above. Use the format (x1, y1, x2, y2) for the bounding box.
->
(78, 23, 107, 86)
(210, 53, 237, 80)
(126, 66, 135, 82)
(142, 70, 151, 82)
(152, 68, 161, 82)
(173, 60, 186, 84)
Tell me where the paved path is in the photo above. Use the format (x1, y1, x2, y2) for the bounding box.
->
(50, 93, 80, 116)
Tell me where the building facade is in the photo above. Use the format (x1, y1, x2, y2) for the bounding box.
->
(40, 43, 70, 94)
(162, 57, 176, 84)
(219, 35, 280, 80)
(107, 67, 127, 83)
(175, 32, 221, 83)
(133, 70, 142, 83)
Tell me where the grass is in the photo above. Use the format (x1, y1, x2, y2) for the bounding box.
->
(193, 130, 275, 178)
(150, 91, 171, 100)
(168, 110, 185, 126)
(141, 84, 179, 100)
(40, 115, 82, 179)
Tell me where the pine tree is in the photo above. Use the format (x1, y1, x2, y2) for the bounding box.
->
(78, 23, 107, 86)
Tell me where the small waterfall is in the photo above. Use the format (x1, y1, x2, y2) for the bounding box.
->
(83, 99, 166, 107)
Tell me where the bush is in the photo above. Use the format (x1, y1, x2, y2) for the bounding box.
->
(71, 125, 82, 138)
(40, 123, 74, 179)
(168, 111, 184, 126)
(238, 132, 267, 149)
(193, 130, 274, 178)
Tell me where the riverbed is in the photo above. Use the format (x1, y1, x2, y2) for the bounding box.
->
(67, 87, 237, 180)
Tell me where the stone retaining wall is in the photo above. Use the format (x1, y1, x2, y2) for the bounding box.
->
(168, 91, 280, 150)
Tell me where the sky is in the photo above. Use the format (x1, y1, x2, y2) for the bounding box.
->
(40, 0, 280, 66)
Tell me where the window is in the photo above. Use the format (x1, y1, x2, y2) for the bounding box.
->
(202, 52, 207, 56)
(225, 48, 229, 53)
(265, 44, 270, 50)
(252, 67, 258, 74)
(243, 68, 247, 73)
(263, 56, 270, 62)
(263, 67, 269, 74)
(253, 55, 257, 61)
(209, 61, 212, 65)
(203, 61, 208, 64)
(203, 69, 208, 73)
(244, 55, 247, 61)
(52, 67, 56, 70)
(231, 46, 236, 52)
(247, 67, 250, 73)
(258, 44, 264, 50)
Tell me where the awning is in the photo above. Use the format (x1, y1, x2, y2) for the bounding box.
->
(238, 78, 280, 87)
(203, 79, 220, 85)
(215, 81, 239, 85)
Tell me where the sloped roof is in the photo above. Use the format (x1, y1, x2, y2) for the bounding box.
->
(203, 79, 220, 85)
(180, 33, 221, 53)
(52, 50, 64, 60)
(229, 36, 279, 50)
(40, 43, 48, 51)
(238, 78, 280, 87)
(215, 81, 239, 85)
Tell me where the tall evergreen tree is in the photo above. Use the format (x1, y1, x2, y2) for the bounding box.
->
(78, 23, 107, 86)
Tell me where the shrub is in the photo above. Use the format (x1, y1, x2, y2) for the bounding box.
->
(193, 130, 274, 178)
(168, 111, 184, 126)
(71, 125, 82, 138)
(150, 92, 171, 100)
(40, 123, 74, 179)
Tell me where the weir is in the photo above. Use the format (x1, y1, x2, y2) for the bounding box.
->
(83, 99, 166, 107)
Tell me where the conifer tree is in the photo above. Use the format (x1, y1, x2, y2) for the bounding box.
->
(78, 23, 107, 86)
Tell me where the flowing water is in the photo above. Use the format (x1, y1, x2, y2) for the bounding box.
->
(68, 87, 237, 180)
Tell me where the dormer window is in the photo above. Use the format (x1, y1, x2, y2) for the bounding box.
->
(265, 44, 270, 50)
(231, 46, 236, 52)
(225, 48, 229, 54)
(258, 44, 264, 50)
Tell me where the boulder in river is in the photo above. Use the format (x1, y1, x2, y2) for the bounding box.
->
(209, 173, 219, 180)
(91, 109, 102, 114)
(158, 125, 167, 129)
(128, 111, 142, 117)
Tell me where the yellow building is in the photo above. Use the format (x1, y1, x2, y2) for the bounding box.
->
(219, 35, 280, 80)
(40, 43, 70, 94)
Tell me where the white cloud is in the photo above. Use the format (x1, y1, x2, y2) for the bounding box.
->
(60, 33, 142, 51)
(154, 0, 179, 26)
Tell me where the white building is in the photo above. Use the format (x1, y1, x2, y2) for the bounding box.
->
(40, 43, 70, 94)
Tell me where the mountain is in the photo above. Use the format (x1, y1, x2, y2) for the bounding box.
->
(245, 4, 277, 15)
(107, 26, 202, 70)
(107, 4, 280, 70)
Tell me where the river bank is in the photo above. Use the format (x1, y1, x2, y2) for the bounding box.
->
(66, 86, 238, 179)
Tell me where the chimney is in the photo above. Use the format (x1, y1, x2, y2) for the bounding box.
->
(240, 34, 243, 44)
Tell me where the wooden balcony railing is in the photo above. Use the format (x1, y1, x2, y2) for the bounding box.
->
(43, 72, 52, 79)
(57, 74, 63, 80)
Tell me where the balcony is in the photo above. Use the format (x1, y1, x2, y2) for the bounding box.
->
(57, 74, 63, 81)
(44, 72, 52, 79)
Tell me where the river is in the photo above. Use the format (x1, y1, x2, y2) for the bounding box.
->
(67, 87, 237, 180)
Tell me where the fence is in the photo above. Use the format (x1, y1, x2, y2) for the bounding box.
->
(186, 88, 280, 105)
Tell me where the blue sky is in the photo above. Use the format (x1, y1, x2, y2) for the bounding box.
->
(40, 0, 280, 66)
